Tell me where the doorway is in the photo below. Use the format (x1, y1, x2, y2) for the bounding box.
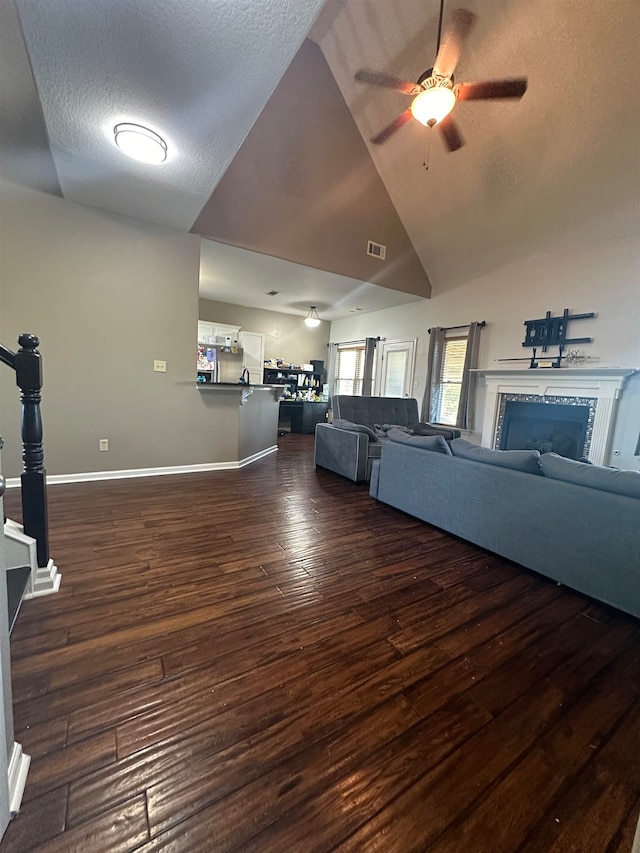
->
(375, 339, 416, 398)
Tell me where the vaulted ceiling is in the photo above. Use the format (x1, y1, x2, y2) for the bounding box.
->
(2, 0, 639, 319)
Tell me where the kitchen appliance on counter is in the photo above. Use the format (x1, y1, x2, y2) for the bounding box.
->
(197, 345, 244, 383)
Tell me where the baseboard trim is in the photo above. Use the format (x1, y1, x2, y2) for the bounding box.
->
(7, 742, 30, 816)
(6, 445, 278, 487)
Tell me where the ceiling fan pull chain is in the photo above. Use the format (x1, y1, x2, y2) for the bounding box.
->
(423, 129, 432, 171)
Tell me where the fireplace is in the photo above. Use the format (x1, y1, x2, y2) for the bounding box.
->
(495, 395, 596, 459)
(473, 369, 636, 466)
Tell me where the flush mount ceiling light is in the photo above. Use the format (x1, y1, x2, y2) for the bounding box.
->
(114, 123, 167, 164)
(304, 306, 321, 328)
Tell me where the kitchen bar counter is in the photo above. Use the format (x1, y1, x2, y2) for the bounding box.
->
(196, 383, 281, 464)
(197, 382, 282, 404)
(197, 382, 279, 389)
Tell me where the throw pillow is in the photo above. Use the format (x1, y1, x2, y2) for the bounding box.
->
(332, 419, 378, 441)
(387, 428, 452, 454)
(539, 452, 640, 499)
(450, 438, 541, 474)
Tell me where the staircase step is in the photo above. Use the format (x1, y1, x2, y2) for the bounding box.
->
(7, 566, 31, 634)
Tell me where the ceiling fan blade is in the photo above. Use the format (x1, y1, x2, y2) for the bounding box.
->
(433, 8, 476, 79)
(456, 78, 528, 100)
(371, 109, 414, 145)
(355, 70, 419, 95)
(438, 114, 464, 152)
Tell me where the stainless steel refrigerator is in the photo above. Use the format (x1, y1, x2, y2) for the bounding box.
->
(197, 345, 244, 383)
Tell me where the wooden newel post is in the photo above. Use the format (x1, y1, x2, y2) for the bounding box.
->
(14, 334, 49, 568)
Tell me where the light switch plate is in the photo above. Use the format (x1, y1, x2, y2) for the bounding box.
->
(153, 360, 167, 373)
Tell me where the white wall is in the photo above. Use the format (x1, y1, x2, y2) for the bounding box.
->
(330, 231, 640, 462)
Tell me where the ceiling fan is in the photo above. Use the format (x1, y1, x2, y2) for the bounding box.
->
(354, 4, 527, 151)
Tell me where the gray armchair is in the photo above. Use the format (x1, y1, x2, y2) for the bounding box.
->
(314, 395, 459, 482)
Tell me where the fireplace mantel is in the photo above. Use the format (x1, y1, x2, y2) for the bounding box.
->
(471, 368, 638, 465)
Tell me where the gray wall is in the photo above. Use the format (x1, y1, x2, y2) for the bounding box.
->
(0, 178, 232, 478)
(238, 391, 280, 461)
(192, 39, 431, 299)
(199, 298, 330, 366)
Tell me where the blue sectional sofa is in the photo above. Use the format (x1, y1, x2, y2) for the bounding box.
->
(314, 396, 459, 482)
(369, 432, 640, 619)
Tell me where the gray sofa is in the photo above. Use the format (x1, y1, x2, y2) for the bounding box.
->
(314, 396, 460, 483)
(369, 431, 640, 618)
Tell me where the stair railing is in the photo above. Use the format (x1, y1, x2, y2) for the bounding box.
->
(0, 334, 49, 568)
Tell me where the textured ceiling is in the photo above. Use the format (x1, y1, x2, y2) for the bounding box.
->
(315, 0, 640, 292)
(8, 0, 326, 230)
(2, 0, 639, 316)
(193, 38, 433, 303)
(199, 239, 422, 321)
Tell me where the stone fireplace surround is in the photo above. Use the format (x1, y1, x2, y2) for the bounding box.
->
(496, 395, 596, 459)
(472, 369, 637, 467)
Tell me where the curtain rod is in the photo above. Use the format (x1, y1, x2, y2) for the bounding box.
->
(327, 337, 383, 347)
(428, 321, 486, 334)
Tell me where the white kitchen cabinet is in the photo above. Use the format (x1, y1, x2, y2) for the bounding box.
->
(238, 331, 265, 385)
(198, 322, 241, 344)
(197, 321, 214, 343)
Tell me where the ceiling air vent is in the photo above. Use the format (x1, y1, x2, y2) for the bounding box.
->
(265, 290, 279, 296)
(367, 240, 386, 260)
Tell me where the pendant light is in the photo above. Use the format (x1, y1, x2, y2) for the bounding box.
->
(304, 306, 321, 328)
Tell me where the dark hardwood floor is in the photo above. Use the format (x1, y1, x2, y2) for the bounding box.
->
(2, 435, 639, 852)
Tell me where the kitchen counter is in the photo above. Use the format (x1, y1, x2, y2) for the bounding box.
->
(197, 382, 279, 389)
(196, 383, 281, 464)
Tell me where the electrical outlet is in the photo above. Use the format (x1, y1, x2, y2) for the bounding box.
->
(99, 439, 109, 451)
(153, 360, 167, 373)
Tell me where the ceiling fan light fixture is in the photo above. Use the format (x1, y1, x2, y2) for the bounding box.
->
(304, 306, 321, 328)
(114, 123, 168, 164)
(410, 86, 456, 127)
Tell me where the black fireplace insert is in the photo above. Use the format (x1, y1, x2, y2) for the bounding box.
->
(498, 399, 592, 459)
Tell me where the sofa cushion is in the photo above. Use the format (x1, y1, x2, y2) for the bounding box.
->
(387, 429, 452, 454)
(450, 438, 541, 474)
(333, 395, 419, 428)
(411, 422, 462, 440)
(540, 452, 640, 499)
(332, 419, 379, 441)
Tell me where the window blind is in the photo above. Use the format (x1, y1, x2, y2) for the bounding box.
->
(334, 343, 366, 396)
(436, 336, 468, 424)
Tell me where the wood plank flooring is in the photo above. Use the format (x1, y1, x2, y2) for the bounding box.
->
(2, 434, 639, 852)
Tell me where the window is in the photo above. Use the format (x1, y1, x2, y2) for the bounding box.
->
(334, 343, 366, 396)
(330, 338, 379, 397)
(423, 322, 483, 430)
(436, 336, 468, 425)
